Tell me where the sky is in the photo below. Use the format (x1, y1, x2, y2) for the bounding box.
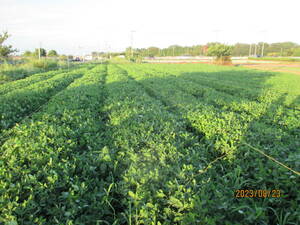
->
(1, 0, 300, 55)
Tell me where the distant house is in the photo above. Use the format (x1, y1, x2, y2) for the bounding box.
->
(72, 56, 81, 62)
(84, 55, 93, 61)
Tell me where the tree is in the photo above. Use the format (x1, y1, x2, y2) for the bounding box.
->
(59, 54, 68, 60)
(0, 31, 17, 58)
(147, 47, 160, 57)
(23, 50, 33, 57)
(34, 48, 47, 57)
(207, 44, 233, 65)
(47, 50, 58, 57)
(232, 43, 250, 56)
(292, 48, 300, 57)
(207, 44, 233, 58)
(91, 51, 98, 58)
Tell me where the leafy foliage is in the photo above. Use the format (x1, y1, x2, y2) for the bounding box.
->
(22, 50, 33, 57)
(0, 69, 64, 95)
(130, 42, 300, 57)
(0, 63, 299, 224)
(34, 48, 47, 57)
(207, 44, 233, 58)
(0, 32, 17, 58)
(292, 48, 300, 56)
(0, 68, 87, 131)
(30, 59, 58, 69)
(47, 50, 58, 57)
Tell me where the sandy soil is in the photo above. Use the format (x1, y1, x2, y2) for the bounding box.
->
(241, 63, 300, 75)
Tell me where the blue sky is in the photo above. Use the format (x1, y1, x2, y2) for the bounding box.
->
(1, 0, 300, 55)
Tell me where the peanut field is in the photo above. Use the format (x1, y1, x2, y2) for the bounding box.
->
(0, 62, 299, 224)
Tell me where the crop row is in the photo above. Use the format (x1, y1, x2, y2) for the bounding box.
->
(139, 63, 300, 110)
(118, 63, 299, 224)
(120, 64, 247, 156)
(0, 62, 298, 224)
(105, 65, 300, 224)
(0, 67, 91, 133)
(102, 64, 234, 224)
(0, 63, 96, 96)
(122, 64, 299, 162)
(144, 63, 300, 95)
(126, 64, 300, 137)
(0, 65, 111, 224)
(0, 70, 64, 96)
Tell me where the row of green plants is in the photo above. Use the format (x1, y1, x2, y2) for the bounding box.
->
(0, 67, 89, 132)
(0, 63, 95, 96)
(121, 64, 248, 157)
(0, 65, 111, 224)
(0, 70, 64, 95)
(0, 62, 298, 224)
(136, 64, 300, 132)
(131, 63, 299, 163)
(102, 64, 237, 224)
(0, 59, 79, 84)
(123, 64, 298, 140)
(141, 63, 300, 109)
(118, 63, 300, 224)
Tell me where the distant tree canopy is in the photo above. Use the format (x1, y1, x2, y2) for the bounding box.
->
(59, 55, 68, 60)
(292, 48, 300, 57)
(23, 49, 59, 57)
(126, 42, 300, 57)
(0, 32, 17, 58)
(47, 50, 58, 57)
(147, 47, 160, 57)
(34, 48, 47, 57)
(207, 44, 233, 58)
(232, 43, 250, 56)
(91, 52, 98, 58)
(23, 50, 33, 57)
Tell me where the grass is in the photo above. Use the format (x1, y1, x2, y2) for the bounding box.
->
(0, 62, 299, 224)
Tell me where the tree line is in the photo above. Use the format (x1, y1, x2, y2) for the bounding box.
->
(125, 42, 300, 58)
(23, 49, 59, 57)
(1, 31, 300, 60)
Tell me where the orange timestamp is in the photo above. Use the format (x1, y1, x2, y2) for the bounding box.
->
(235, 189, 281, 198)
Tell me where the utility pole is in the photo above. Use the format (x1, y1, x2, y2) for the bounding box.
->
(254, 44, 257, 56)
(108, 45, 111, 59)
(261, 42, 265, 57)
(78, 46, 84, 62)
(249, 44, 252, 56)
(130, 30, 135, 57)
(38, 42, 41, 60)
(259, 30, 267, 57)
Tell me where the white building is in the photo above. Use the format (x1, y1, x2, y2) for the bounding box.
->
(84, 55, 93, 61)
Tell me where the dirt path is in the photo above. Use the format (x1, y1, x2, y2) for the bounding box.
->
(242, 64, 300, 75)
